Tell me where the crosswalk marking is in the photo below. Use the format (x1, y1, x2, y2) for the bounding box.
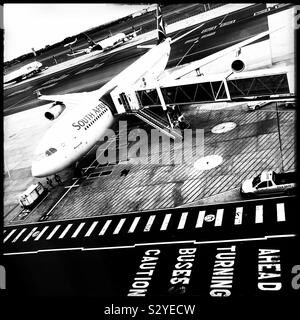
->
(276, 203, 286, 222)
(85, 221, 98, 237)
(71, 222, 85, 238)
(23, 227, 38, 242)
(34, 226, 49, 241)
(178, 212, 188, 229)
(144, 215, 155, 232)
(46, 225, 61, 240)
(4, 229, 16, 243)
(113, 218, 126, 235)
(255, 205, 263, 223)
(12, 228, 27, 243)
(234, 207, 243, 225)
(215, 209, 224, 226)
(128, 217, 140, 233)
(59, 224, 73, 239)
(160, 214, 171, 231)
(196, 210, 205, 228)
(99, 220, 112, 235)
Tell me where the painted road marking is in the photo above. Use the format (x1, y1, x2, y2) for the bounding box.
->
(196, 210, 205, 228)
(255, 205, 263, 223)
(128, 217, 141, 233)
(99, 220, 112, 236)
(276, 203, 286, 222)
(23, 227, 38, 242)
(235, 207, 243, 225)
(46, 225, 61, 240)
(34, 226, 49, 241)
(12, 228, 27, 243)
(178, 212, 188, 229)
(71, 222, 85, 238)
(144, 215, 155, 232)
(215, 209, 224, 226)
(59, 224, 73, 239)
(4, 229, 16, 243)
(85, 221, 98, 237)
(113, 218, 126, 235)
(160, 214, 172, 231)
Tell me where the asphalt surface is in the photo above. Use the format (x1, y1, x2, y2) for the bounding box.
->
(4, 3, 271, 115)
(3, 196, 299, 297)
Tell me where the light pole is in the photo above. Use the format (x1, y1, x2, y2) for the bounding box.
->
(276, 102, 284, 172)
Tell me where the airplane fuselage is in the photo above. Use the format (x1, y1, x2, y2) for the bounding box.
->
(31, 39, 171, 177)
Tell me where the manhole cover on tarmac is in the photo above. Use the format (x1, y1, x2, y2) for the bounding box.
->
(193, 155, 223, 170)
(211, 122, 236, 134)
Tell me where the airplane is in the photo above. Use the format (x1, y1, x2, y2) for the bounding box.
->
(31, 5, 282, 178)
(4, 61, 43, 84)
(67, 27, 142, 56)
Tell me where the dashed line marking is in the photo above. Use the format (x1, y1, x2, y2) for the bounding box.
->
(128, 217, 141, 233)
(99, 220, 112, 235)
(234, 207, 243, 225)
(59, 224, 73, 239)
(34, 226, 49, 241)
(46, 225, 61, 240)
(196, 210, 205, 228)
(178, 212, 188, 229)
(12, 228, 27, 243)
(255, 205, 263, 224)
(71, 222, 85, 238)
(276, 203, 286, 222)
(4, 229, 16, 243)
(23, 227, 38, 242)
(160, 214, 171, 231)
(85, 221, 98, 237)
(144, 215, 155, 232)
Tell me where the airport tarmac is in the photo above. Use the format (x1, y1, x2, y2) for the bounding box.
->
(4, 101, 295, 226)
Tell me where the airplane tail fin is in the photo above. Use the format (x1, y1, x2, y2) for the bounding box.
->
(156, 5, 167, 44)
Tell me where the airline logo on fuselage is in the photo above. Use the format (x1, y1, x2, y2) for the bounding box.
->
(72, 103, 107, 130)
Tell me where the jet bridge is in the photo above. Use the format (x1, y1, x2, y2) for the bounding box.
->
(110, 65, 294, 139)
(136, 66, 294, 107)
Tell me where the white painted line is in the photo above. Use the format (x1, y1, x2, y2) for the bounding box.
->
(85, 221, 98, 237)
(178, 212, 188, 229)
(160, 214, 172, 231)
(128, 217, 141, 233)
(59, 224, 73, 239)
(144, 215, 155, 232)
(276, 203, 286, 222)
(23, 227, 38, 242)
(99, 220, 112, 235)
(71, 222, 85, 238)
(4, 229, 16, 243)
(113, 218, 126, 235)
(196, 210, 205, 228)
(46, 225, 61, 240)
(255, 205, 263, 223)
(34, 226, 49, 241)
(234, 207, 243, 225)
(12, 228, 27, 243)
(215, 209, 224, 226)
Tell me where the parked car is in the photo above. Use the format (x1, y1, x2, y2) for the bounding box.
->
(240, 170, 296, 197)
(248, 101, 270, 111)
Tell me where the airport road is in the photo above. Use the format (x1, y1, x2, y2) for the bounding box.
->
(3, 4, 271, 115)
(3, 196, 299, 297)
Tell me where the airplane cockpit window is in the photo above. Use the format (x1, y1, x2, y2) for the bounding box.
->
(45, 147, 57, 157)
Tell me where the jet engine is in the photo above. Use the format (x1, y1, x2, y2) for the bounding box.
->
(231, 58, 245, 73)
(44, 102, 66, 120)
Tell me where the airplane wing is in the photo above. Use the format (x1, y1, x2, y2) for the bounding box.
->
(161, 26, 287, 81)
(37, 91, 96, 107)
